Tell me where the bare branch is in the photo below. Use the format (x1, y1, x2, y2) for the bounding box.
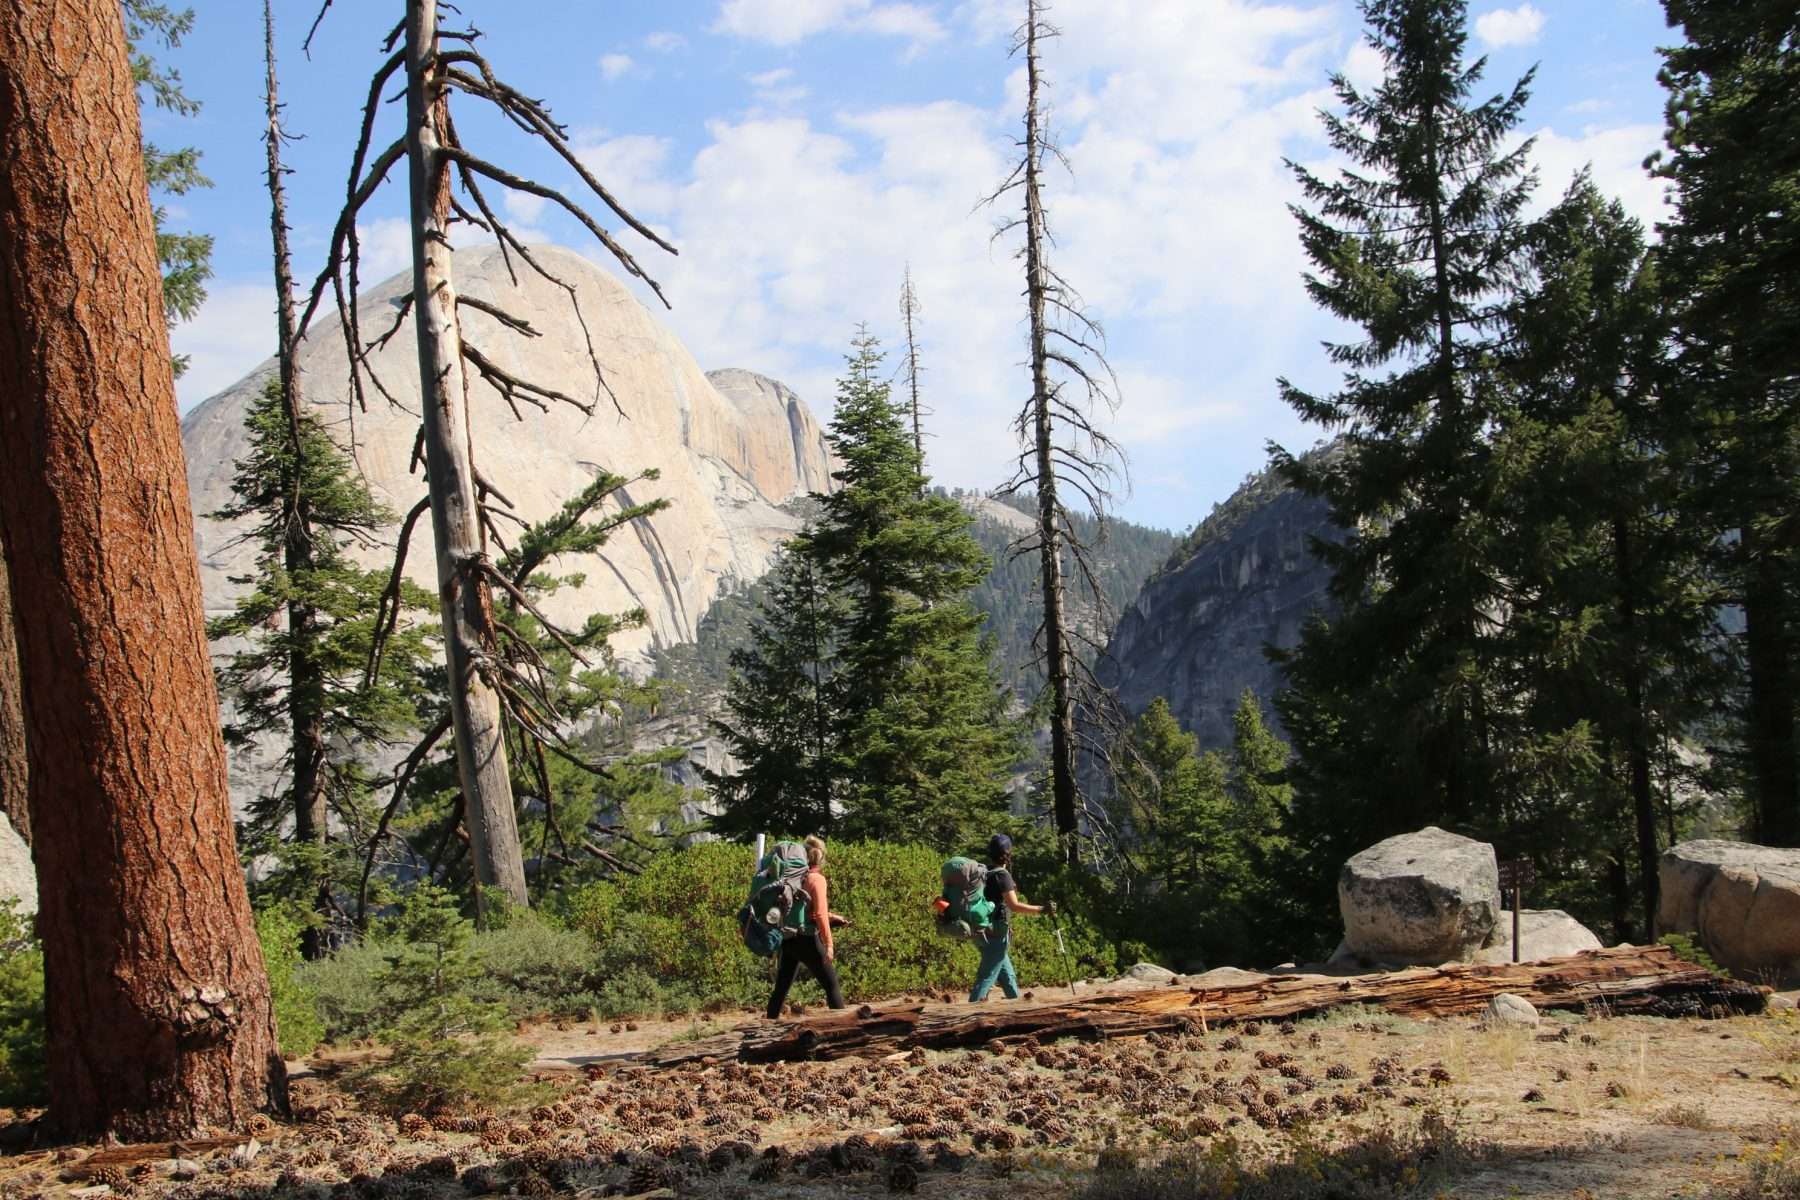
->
(442, 145, 671, 309)
(363, 496, 430, 689)
(354, 711, 452, 926)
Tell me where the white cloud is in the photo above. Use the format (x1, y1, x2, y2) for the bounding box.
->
(1524, 122, 1669, 230)
(643, 31, 687, 52)
(1474, 3, 1546, 49)
(568, 0, 1351, 523)
(172, 282, 276, 411)
(1341, 38, 1384, 91)
(355, 217, 414, 282)
(598, 52, 637, 82)
(747, 67, 810, 106)
(504, 191, 549, 226)
(712, 0, 945, 47)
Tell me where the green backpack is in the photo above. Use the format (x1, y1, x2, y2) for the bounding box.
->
(936, 857, 995, 940)
(738, 841, 811, 957)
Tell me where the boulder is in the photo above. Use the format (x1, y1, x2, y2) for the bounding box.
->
(1122, 962, 1177, 985)
(1187, 966, 1271, 987)
(1473, 909, 1603, 965)
(1658, 840, 1800, 984)
(1483, 993, 1539, 1028)
(0, 812, 34, 915)
(1339, 827, 1500, 966)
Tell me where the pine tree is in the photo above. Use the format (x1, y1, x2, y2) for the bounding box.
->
(350, 884, 531, 1112)
(1493, 177, 1725, 936)
(707, 546, 843, 840)
(1114, 698, 1233, 895)
(208, 381, 432, 937)
(808, 332, 1022, 847)
(122, 0, 212, 368)
(1272, 0, 1537, 872)
(1652, 0, 1800, 847)
(0, 0, 284, 1135)
(710, 332, 1024, 849)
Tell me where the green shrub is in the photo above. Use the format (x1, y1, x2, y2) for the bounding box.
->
(297, 933, 395, 1042)
(557, 839, 1114, 1012)
(348, 885, 535, 1113)
(1659, 932, 1727, 977)
(465, 919, 602, 1020)
(0, 900, 45, 1108)
(255, 902, 323, 1059)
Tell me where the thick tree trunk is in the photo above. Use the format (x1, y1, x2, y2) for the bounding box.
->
(404, 0, 529, 909)
(0, 0, 287, 1139)
(1742, 535, 1798, 846)
(0, 545, 26, 845)
(1021, 1, 1080, 863)
(646, 945, 1762, 1066)
(264, 0, 331, 958)
(1612, 518, 1659, 936)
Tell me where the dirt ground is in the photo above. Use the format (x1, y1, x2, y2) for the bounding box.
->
(3, 989, 1797, 1200)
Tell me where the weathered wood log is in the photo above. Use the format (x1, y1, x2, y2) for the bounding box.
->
(643, 945, 1763, 1067)
(65, 1136, 250, 1179)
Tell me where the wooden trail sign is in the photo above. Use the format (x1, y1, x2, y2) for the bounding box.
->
(1498, 859, 1537, 963)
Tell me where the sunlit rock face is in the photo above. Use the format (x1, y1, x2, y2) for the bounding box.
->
(183, 244, 833, 670)
(182, 244, 833, 813)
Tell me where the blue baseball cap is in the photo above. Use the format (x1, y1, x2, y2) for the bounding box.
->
(987, 833, 1013, 860)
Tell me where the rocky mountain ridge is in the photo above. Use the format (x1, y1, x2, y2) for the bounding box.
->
(1098, 457, 1341, 749)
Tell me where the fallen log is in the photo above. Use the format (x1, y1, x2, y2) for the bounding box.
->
(64, 1136, 249, 1179)
(643, 944, 1763, 1067)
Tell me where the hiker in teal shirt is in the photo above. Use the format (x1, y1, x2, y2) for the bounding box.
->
(970, 834, 1053, 1002)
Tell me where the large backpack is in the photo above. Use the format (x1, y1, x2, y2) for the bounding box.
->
(936, 857, 996, 940)
(737, 841, 811, 958)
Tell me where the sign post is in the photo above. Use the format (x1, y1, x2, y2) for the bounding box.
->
(1497, 859, 1536, 963)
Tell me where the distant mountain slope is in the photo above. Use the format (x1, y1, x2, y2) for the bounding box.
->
(1098, 458, 1342, 750)
(956, 491, 1178, 696)
(651, 491, 1178, 708)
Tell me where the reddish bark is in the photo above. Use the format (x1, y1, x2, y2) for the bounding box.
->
(0, 548, 25, 845)
(0, 0, 287, 1139)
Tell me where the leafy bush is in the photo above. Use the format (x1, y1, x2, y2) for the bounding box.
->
(557, 839, 1114, 1012)
(1659, 931, 1727, 977)
(297, 933, 396, 1042)
(255, 903, 323, 1059)
(465, 919, 603, 1021)
(0, 901, 45, 1108)
(348, 885, 535, 1113)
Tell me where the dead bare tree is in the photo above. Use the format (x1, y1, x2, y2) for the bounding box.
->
(898, 264, 928, 477)
(984, 0, 1127, 865)
(299, 1, 674, 910)
(256, 0, 340, 955)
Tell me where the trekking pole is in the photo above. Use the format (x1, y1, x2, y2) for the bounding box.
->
(1049, 907, 1077, 999)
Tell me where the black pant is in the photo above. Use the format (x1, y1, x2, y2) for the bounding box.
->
(766, 930, 844, 1019)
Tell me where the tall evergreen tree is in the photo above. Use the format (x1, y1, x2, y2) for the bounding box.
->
(710, 332, 1024, 850)
(707, 546, 843, 840)
(208, 382, 432, 939)
(1272, 0, 1537, 881)
(807, 332, 1022, 847)
(1652, 0, 1800, 846)
(1492, 177, 1726, 936)
(0, 0, 285, 1134)
(123, 0, 212, 368)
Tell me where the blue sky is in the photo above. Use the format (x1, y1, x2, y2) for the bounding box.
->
(165, 0, 1678, 533)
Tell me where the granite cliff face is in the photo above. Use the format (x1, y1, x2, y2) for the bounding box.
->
(1099, 464, 1341, 749)
(183, 245, 833, 670)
